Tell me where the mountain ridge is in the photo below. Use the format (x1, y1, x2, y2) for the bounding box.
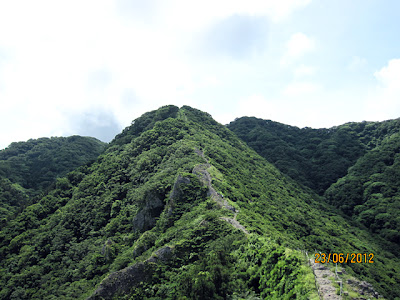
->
(228, 116, 400, 250)
(0, 105, 399, 299)
(0, 136, 106, 225)
(227, 116, 400, 195)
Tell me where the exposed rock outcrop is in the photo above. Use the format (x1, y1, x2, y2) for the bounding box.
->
(88, 246, 173, 300)
(345, 278, 381, 299)
(220, 216, 249, 234)
(192, 163, 235, 212)
(132, 192, 164, 231)
(310, 260, 341, 300)
(193, 148, 249, 234)
(88, 262, 149, 300)
(170, 175, 191, 201)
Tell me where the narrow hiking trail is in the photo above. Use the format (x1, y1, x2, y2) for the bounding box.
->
(194, 148, 249, 234)
(309, 258, 341, 300)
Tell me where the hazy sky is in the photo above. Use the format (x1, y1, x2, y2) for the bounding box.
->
(1, 0, 399, 149)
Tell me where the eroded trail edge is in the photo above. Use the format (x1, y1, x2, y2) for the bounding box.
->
(193, 148, 248, 234)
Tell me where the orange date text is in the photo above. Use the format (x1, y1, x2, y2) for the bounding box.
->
(314, 253, 374, 264)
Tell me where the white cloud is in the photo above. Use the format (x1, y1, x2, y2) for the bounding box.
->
(287, 32, 315, 57)
(214, 94, 280, 125)
(202, 75, 221, 87)
(0, 0, 320, 149)
(236, 94, 278, 118)
(281, 32, 315, 65)
(156, 0, 312, 32)
(365, 59, 400, 120)
(231, 91, 337, 129)
(374, 59, 400, 88)
(283, 81, 320, 96)
(348, 56, 367, 71)
(294, 65, 317, 77)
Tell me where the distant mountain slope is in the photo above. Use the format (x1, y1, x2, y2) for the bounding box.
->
(0, 106, 398, 299)
(0, 136, 106, 223)
(326, 132, 400, 245)
(227, 117, 400, 195)
(228, 117, 400, 248)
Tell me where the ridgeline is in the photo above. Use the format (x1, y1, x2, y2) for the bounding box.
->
(0, 106, 398, 299)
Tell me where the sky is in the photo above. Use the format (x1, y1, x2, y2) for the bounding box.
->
(0, 0, 400, 149)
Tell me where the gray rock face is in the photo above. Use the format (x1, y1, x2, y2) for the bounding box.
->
(88, 262, 148, 300)
(220, 217, 249, 234)
(88, 246, 173, 300)
(89, 151, 248, 300)
(192, 163, 236, 212)
(192, 149, 248, 234)
(309, 259, 341, 300)
(132, 192, 164, 231)
(165, 175, 191, 217)
(170, 175, 191, 201)
(147, 246, 173, 263)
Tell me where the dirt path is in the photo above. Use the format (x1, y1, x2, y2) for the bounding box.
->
(309, 258, 341, 300)
(193, 149, 248, 234)
(220, 216, 249, 234)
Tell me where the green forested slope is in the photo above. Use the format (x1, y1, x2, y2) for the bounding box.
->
(0, 136, 106, 224)
(326, 133, 400, 245)
(0, 136, 106, 191)
(227, 117, 400, 195)
(0, 106, 399, 299)
(228, 117, 400, 248)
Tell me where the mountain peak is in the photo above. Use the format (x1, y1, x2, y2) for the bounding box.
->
(0, 106, 399, 299)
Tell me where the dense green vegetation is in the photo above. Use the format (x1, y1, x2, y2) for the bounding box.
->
(0, 178, 29, 225)
(0, 136, 106, 191)
(0, 136, 106, 223)
(228, 117, 400, 195)
(326, 133, 400, 245)
(0, 106, 399, 299)
(228, 117, 400, 249)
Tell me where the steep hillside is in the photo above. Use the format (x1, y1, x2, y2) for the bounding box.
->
(0, 136, 106, 224)
(0, 106, 399, 299)
(227, 117, 400, 195)
(228, 117, 400, 249)
(326, 132, 400, 245)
